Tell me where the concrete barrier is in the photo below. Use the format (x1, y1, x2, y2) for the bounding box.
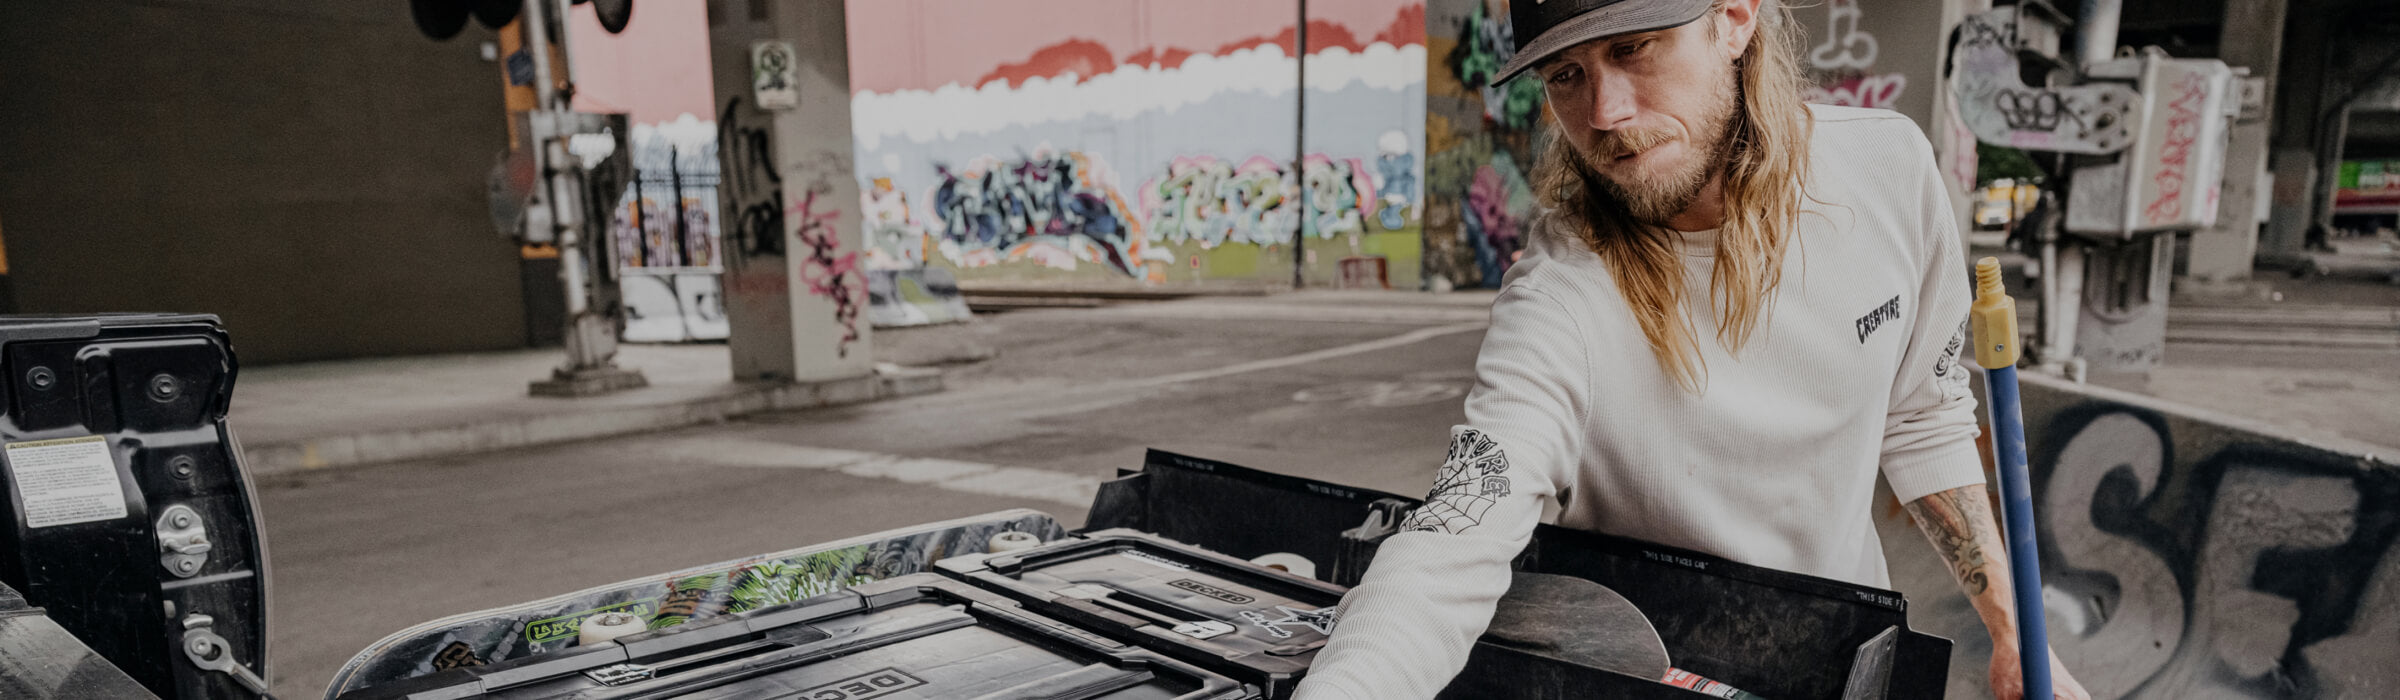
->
(1883, 371, 2397, 698)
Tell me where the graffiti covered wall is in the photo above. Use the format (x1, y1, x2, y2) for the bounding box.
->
(1882, 373, 2399, 698)
(846, 0, 1427, 288)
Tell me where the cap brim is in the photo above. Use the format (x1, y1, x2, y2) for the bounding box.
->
(1489, 0, 1715, 88)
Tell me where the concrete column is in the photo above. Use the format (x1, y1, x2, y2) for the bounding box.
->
(2261, 0, 2333, 266)
(2186, 0, 2286, 282)
(708, 0, 874, 382)
(1935, 0, 1994, 245)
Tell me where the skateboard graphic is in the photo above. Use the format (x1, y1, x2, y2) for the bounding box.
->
(323, 509, 1068, 698)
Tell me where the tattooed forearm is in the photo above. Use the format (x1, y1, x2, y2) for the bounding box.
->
(1903, 485, 2004, 597)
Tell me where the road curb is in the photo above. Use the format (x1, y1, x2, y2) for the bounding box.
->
(239, 369, 944, 476)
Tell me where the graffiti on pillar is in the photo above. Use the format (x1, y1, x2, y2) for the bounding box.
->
(791, 190, 864, 358)
(1447, 1, 1543, 132)
(1428, 0, 1541, 289)
(719, 97, 785, 262)
(1462, 154, 1529, 284)
(1801, 0, 1907, 111)
(2026, 404, 2399, 698)
(1426, 126, 1536, 287)
(930, 148, 1146, 275)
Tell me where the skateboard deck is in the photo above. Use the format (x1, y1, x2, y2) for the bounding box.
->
(322, 509, 1067, 699)
(333, 573, 1251, 700)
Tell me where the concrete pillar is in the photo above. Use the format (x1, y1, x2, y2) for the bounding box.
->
(2185, 0, 2286, 283)
(2261, 0, 2333, 267)
(707, 0, 873, 382)
(1935, 0, 1994, 246)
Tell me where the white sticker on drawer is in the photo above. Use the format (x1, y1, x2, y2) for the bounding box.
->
(7, 435, 128, 528)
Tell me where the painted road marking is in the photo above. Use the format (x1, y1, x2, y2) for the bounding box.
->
(640, 437, 1100, 506)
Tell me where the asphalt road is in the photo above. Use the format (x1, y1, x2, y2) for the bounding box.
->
(256, 305, 1489, 699)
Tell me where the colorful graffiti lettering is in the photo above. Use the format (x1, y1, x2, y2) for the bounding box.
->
(1302, 154, 1380, 239)
(1143, 154, 1380, 249)
(862, 177, 924, 270)
(929, 147, 1147, 275)
(791, 190, 864, 358)
(1145, 155, 1297, 247)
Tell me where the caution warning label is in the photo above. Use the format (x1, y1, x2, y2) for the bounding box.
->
(7, 436, 128, 528)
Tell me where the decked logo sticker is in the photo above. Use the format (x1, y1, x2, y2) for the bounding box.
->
(1239, 605, 1337, 639)
(1116, 551, 1193, 571)
(1169, 578, 1256, 605)
(796, 668, 926, 699)
(1402, 428, 1514, 534)
(431, 641, 487, 670)
(525, 598, 657, 645)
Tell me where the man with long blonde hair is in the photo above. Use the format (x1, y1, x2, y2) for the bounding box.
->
(1294, 1, 2090, 698)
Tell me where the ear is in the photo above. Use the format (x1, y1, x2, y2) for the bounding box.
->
(1719, 0, 1763, 59)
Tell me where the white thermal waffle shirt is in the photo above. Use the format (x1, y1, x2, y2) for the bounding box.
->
(1294, 105, 1988, 700)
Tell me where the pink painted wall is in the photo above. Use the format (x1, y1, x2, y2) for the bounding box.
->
(846, 0, 1421, 94)
(567, 1, 715, 123)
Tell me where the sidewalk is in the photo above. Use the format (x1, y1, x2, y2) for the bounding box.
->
(232, 344, 941, 475)
(1974, 243, 2400, 453)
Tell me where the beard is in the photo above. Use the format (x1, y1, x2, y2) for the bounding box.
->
(1571, 63, 1740, 227)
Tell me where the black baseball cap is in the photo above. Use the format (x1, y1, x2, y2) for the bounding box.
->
(1490, 0, 1717, 87)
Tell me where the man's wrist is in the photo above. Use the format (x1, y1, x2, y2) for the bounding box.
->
(1981, 614, 2017, 644)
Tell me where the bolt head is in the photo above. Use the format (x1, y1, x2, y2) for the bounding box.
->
(177, 560, 197, 573)
(148, 373, 181, 401)
(172, 514, 193, 528)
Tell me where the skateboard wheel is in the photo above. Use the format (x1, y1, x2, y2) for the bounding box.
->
(988, 531, 1041, 553)
(578, 612, 645, 646)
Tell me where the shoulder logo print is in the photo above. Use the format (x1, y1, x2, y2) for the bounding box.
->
(1402, 428, 1514, 535)
(1856, 294, 1903, 343)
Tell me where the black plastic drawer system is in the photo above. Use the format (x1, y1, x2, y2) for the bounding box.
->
(938, 530, 1347, 699)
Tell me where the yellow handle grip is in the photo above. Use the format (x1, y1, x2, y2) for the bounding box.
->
(1971, 257, 2019, 369)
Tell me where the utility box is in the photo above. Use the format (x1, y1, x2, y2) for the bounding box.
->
(2067, 55, 2239, 237)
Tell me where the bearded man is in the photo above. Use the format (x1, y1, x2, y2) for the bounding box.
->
(1292, 1, 2091, 698)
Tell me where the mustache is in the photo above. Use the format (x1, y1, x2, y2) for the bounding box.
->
(1592, 125, 1678, 161)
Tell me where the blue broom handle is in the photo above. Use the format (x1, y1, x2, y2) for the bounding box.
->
(1984, 364, 2050, 700)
